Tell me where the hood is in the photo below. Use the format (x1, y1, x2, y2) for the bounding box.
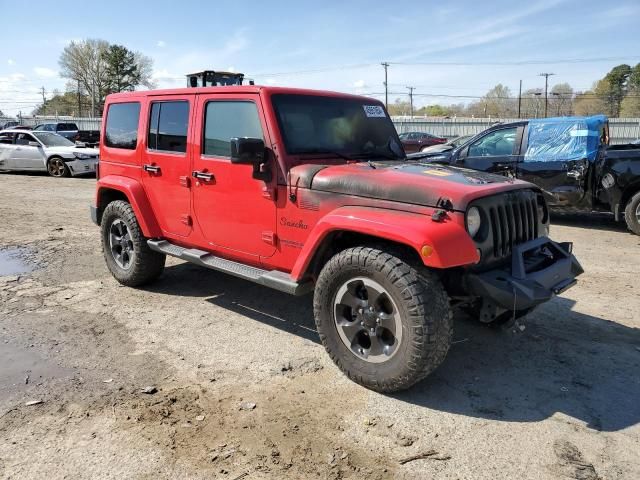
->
(45, 146, 99, 156)
(290, 161, 535, 211)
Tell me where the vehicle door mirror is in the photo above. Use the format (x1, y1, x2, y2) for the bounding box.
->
(28, 141, 40, 147)
(230, 137, 265, 165)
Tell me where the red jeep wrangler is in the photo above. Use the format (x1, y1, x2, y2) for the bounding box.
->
(91, 86, 583, 392)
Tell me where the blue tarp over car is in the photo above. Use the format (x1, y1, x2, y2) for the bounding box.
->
(524, 115, 607, 163)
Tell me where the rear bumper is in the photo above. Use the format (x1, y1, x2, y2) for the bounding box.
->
(466, 237, 583, 311)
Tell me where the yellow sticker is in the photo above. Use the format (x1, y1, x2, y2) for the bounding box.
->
(423, 169, 452, 177)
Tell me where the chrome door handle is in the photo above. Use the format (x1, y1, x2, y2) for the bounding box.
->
(192, 171, 214, 181)
(143, 164, 161, 173)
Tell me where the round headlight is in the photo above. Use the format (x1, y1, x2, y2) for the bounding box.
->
(466, 206, 481, 238)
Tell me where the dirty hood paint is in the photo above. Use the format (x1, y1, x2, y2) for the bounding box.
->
(304, 161, 536, 211)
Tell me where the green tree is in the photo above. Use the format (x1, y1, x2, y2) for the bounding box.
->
(103, 44, 154, 94)
(32, 90, 91, 116)
(574, 82, 607, 116)
(599, 64, 632, 116)
(620, 63, 640, 117)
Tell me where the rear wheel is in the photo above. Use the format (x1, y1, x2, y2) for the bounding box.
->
(47, 157, 70, 177)
(624, 191, 640, 235)
(313, 247, 452, 392)
(101, 200, 165, 286)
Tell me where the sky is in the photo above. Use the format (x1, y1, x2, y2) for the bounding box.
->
(1, 0, 639, 116)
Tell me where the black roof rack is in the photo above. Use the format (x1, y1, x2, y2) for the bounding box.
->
(186, 70, 253, 88)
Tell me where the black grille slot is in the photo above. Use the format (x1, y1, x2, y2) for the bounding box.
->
(486, 193, 539, 259)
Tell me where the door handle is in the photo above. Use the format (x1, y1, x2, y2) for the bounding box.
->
(143, 164, 161, 173)
(192, 170, 214, 181)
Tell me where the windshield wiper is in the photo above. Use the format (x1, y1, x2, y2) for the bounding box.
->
(294, 148, 353, 161)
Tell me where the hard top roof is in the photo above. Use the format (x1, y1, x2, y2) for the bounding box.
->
(105, 85, 380, 102)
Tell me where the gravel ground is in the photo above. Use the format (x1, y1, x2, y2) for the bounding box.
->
(0, 172, 639, 480)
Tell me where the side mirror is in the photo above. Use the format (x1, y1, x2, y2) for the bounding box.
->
(28, 141, 41, 147)
(230, 137, 265, 165)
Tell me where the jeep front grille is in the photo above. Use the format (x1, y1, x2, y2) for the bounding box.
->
(471, 189, 543, 268)
(487, 196, 538, 257)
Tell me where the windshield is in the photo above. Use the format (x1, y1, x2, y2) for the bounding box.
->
(271, 94, 404, 160)
(33, 131, 75, 147)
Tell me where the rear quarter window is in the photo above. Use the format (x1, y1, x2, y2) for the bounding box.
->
(57, 123, 78, 131)
(105, 102, 141, 150)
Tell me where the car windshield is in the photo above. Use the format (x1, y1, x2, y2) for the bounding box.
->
(271, 94, 404, 160)
(33, 131, 75, 147)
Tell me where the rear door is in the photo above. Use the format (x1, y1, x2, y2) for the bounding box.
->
(453, 126, 521, 176)
(141, 97, 193, 237)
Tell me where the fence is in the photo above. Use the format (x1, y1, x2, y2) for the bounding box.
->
(392, 117, 640, 145)
(2, 114, 640, 145)
(0, 115, 101, 131)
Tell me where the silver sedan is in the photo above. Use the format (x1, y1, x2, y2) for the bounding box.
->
(0, 129, 98, 177)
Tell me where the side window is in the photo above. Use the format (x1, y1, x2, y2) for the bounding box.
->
(203, 101, 263, 157)
(15, 133, 36, 145)
(45, 124, 56, 131)
(147, 101, 189, 153)
(104, 102, 141, 150)
(467, 127, 517, 157)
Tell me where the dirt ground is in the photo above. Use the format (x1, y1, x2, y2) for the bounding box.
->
(0, 172, 639, 480)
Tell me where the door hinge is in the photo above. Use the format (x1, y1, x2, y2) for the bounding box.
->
(262, 186, 276, 200)
(179, 176, 191, 188)
(261, 231, 277, 245)
(181, 214, 192, 226)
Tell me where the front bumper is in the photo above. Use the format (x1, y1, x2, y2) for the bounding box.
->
(65, 157, 98, 176)
(466, 237, 583, 311)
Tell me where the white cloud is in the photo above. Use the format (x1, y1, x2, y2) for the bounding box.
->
(7, 59, 15, 66)
(34, 67, 58, 78)
(353, 80, 366, 88)
(227, 66, 236, 73)
(157, 40, 166, 48)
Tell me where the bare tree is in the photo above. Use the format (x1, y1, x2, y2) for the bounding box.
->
(59, 39, 110, 116)
(59, 39, 155, 115)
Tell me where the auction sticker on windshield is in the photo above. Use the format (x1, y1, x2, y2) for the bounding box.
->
(363, 105, 386, 117)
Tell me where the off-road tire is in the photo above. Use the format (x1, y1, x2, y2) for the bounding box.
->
(101, 200, 165, 286)
(47, 157, 70, 177)
(313, 247, 452, 392)
(624, 191, 640, 235)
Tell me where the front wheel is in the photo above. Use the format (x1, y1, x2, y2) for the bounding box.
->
(47, 157, 70, 177)
(101, 200, 165, 286)
(624, 191, 640, 235)
(313, 247, 452, 392)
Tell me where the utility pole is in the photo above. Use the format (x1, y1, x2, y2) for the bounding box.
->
(406, 86, 415, 118)
(381, 62, 389, 109)
(40, 86, 46, 115)
(517, 80, 522, 119)
(77, 79, 82, 117)
(539, 73, 555, 118)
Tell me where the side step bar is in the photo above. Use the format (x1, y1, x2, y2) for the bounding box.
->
(147, 239, 313, 296)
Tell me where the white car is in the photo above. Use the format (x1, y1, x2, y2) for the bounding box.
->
(0, 129, 98, 177)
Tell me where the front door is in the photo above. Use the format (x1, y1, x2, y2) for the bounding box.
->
(191, 94, 276, 258)
(454, 126, 522, 177)
(141, 97, 193, 237)
(516, 126, 590, 207)
(12, 133, 46, 170)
